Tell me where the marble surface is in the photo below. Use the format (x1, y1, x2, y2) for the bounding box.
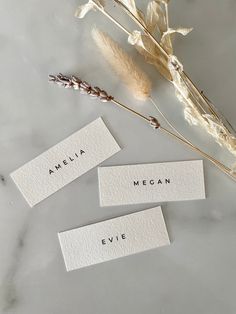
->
(0, 0, 236, 313)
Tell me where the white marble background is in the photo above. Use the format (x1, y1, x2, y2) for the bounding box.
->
(0, 0, 236, 313)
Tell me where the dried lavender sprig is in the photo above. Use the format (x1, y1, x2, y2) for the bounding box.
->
(49, 73, 152, 124)
(49, 73, 114, 102)
(48, 73, 236, 181)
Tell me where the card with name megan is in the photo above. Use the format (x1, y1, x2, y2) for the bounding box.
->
(11, 118, 121, 207)
(98, 160, 205, 206)
(58, 206, 170, 271)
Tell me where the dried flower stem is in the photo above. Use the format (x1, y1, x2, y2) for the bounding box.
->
(113, 0, 169, 58)
(149, 98, 235, 178)
(49, 73, 236, 182)
(160, 126, 236, 182)
(111, 98, 149, 123)
(149, 97, 191, 144)
(165, 2, 170, 31)
(91, 0, 130, 36)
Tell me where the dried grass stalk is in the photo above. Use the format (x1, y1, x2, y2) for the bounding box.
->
(92, 27, 152, 101)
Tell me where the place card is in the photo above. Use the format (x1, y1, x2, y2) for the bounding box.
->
(98, 160, 205, 206)
(11, 118, 121, 207)
(58, 206, 170, 271)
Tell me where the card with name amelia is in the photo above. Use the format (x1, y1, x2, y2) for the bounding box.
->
(11, 118, 121, 207)
(58, 206, 170, 271)
(98, 160, 205, 206)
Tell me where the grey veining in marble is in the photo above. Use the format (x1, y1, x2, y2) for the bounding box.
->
(0, 0, 236, 313)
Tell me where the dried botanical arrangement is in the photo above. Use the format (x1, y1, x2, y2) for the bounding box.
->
(49, 73, 236, 182)
(75, 0, 236, 174)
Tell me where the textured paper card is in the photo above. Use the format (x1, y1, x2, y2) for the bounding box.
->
(11, 118, 120, 207)
(58, 206, 170, 271)
(98, 160, 205, 206)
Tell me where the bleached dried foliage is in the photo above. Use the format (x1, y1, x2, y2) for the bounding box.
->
(169, 55, 236, 157)
(76, 0, 236, 165)
(123, 0, 192, 81)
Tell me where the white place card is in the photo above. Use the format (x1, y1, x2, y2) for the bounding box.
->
(58, 206, 170, 271)
(11, 118, 121, 207)
(98, 160, 205, 206)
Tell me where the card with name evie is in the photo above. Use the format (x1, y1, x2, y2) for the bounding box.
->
(11, 118, 121, 207)
(98, 160, 205, 206)
(58, 206, 170, 271)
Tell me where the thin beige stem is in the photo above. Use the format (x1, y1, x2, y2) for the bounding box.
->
(160, 126, 236, 182)
(113, 0, 169, 58)
(150, 98, 233, 175)
(172, 80, 205, 117)
(163, 2, 173, 56)
(182, 70, 220, 116)
(91, 0, 131, 36)
(149, 96, 191, 143)
(111, 98, 149, 123)
(109, 97, 236, 182)
(201, 92, 221, 119)
(178, 71, 209, 115)
(165, 3, 169, 30)
(202, 92, 236, 134)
